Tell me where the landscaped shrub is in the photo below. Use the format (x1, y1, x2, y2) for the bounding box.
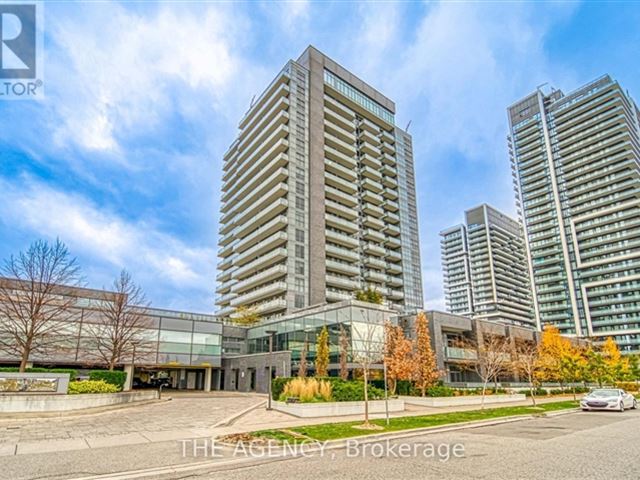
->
(616, 382, 639, 392)
(273, 377, 384, 402)
(89, 370, 127, 391)
(331, 380, 384, 401)
(68, 380, 119, 394)
(279, 377, 332, 402)
(425, 385, 456, 397)
(524, 388, 548, 397)
(272, 377, 292, 400)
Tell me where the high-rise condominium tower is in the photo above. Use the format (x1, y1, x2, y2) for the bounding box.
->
(440, 204, 534, 327)
(508, 75, 640, 352)
(216, 46, 423, 322)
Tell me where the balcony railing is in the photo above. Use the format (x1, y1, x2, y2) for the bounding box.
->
(445, 347, 478, 360)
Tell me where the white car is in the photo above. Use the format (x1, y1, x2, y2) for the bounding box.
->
(580, 389, 637, 412)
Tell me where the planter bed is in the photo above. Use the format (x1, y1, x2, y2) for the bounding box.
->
(400, 393, 525, 407)
(0, 390, 159, 413)
(273, 399, 405, 418)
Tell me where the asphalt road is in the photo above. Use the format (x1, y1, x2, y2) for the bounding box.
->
(185, 409, 640, 480)
(1, 408, 637, 480)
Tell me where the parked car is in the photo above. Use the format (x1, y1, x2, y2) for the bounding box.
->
(580, 389, 637, 412)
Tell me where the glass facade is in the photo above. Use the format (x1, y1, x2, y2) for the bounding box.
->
(0, 284, 223, 368)
(246, 303, 389, 367)
(395, 129, 424, 311)
(324, 69, 395, 125)
(509, 75, 640, 352)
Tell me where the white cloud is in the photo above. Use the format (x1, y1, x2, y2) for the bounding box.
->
(392, 2, 578, 160)
(47, 3, 244, 154)
(0, 177, 215, 309)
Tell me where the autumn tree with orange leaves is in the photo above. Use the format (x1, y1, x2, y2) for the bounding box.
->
(412, 312, 440, 397)
(384, 322, 414, 396)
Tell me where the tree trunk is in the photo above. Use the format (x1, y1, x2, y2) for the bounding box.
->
(389, 377, 396, 397)
(363, 368, 370, 426)
(529, 378, 537, 407)
(481, 381, 488, 409)
(19, 337, 33, 373)
(19, 351, 29, 373)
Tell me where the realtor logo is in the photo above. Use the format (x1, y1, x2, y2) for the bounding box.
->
(0, 2, 42, 99)
(0, 3, 36, 78)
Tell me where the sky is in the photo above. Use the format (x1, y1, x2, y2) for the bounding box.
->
(1, 1, 639, 314)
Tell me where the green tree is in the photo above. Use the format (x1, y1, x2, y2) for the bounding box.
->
(627, 355, 640, 384)
(315, 326, 329, 377)
(585, 348, 609, 388)
(354, 287, 384, 305)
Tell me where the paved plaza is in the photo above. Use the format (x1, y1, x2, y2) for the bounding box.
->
(0, 393, 264, 456)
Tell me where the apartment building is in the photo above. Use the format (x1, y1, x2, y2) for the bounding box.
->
(508, 75, 640, 352)
(216, 46, 423, 322)
(440, 204, 535, 327)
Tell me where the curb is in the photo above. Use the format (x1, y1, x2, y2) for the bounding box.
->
(212, 399, 267, 428)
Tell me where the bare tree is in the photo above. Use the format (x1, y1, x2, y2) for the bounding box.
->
(514, 341, 540, 406)
(85, 270, 152, 370)
(298, 336, 308, 378)
(0, 239, 82, 371)
(458, 333, 513, 409)
(339, 323, 349, 381)
(351, 321, 385, 429)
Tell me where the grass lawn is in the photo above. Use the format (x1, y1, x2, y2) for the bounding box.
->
(253, 400, 579, 443)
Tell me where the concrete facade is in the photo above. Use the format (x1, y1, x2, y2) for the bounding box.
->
(215, 45, 424, 321)
(219, 351, 291, 393)
(398, 310, 538, 384)
(440, 204, 534, 327)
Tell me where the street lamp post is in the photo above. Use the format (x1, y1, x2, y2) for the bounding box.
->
(130, 341, 140, 392)
(266, 330, 277, 410)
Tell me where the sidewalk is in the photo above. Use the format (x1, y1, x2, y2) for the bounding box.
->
(213, 394, 578, 437)
(0, 394, 576, 457)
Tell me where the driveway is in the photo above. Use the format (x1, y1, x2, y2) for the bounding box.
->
(0, 392, 264, 456)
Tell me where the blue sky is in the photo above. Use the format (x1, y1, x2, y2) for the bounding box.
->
(1, 1, 639, 313)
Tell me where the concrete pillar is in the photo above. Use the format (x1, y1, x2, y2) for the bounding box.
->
(25, 362, 34, 369)
(204, 367, 212, 392)
(123, 364, 134, 391)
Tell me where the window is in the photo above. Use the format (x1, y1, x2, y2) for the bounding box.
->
(295, 245, 305, 258)
(295, 261, 305, 275)
(296, 229, 305, 242)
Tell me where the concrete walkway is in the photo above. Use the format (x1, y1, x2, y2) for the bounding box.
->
(0, 394, 576, 457)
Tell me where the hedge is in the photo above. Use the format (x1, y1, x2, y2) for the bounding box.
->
(89, 370, 127, 391)
(615, 382, 639, 392)
(68, 380, 119, 394)
(272, 377, 384, 402)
